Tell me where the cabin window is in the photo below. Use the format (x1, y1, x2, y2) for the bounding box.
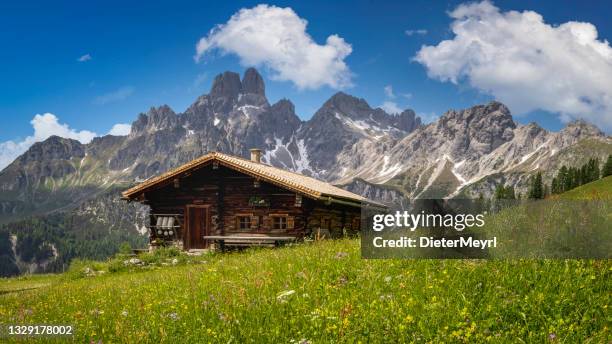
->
(272, 216, 288, 230)
(237, 216, 252, 230)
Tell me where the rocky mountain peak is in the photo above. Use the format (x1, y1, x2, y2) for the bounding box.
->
(210, 71, 242, 100)
(518, 122, 547, 138)
(395, 109, 422, 133)
(241, 67, 265, 96)
(130, 105, 178, 136)
(435, 101, 516, 156)
(561, 119, 604, 138)
(270, 98, 296, 114)
(440, 101, 514, 129)
(17, 136, 85, 164)
(323, 92, 371, 116)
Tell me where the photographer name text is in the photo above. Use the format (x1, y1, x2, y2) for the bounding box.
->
(372, 236, 497, 249)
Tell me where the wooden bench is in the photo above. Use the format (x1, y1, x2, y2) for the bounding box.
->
(203, 235, 297, 251)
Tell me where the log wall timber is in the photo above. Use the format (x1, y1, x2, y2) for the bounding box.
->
(142, 161, 363, 249)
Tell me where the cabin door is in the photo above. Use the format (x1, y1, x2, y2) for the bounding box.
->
(185, 205, 209, 249)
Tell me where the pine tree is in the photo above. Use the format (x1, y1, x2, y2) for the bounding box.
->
(579, 164, 587, 185)
(559, 166, 570, 192)
(494, 185, 516, 200)
(528, 172, 544, 199)
(602, 155, 612, 178)
(590, 158, 600, 182)
(551, 177, 559, 194)
(508, 186, 516, 199)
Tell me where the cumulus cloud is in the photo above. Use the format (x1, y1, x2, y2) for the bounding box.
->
(405, 29, 428, 36)
(0, 114, 97, 170)
(108, 123, 131, 136)
(93, 86, 134, 105)
(418, 112, 439, 124)
(194, 4, 353, 90)
(414, 0, 612, 131)
(380, 101, 402, 114)
(381, 85, 412, 114)
(77, 54, 92, 62)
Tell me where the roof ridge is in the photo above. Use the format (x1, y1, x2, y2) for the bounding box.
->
(122, 151, 376, 206)
(216, 154, 325, 198)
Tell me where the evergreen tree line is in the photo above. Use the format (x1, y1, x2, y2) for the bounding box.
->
(494, 154, 612, 200)
(551, 155, 612, 194)
(0, 213, 147, 277)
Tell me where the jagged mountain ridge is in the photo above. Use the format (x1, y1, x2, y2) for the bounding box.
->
(0, 68, 420, 222)
(340, 102, 610, 199)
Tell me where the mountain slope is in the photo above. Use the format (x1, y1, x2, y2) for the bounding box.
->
(555, 175, 612, 200)
(341, 102, 609, 199)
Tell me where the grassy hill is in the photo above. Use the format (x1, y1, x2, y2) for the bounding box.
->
(0, 239, 610, 343)
(555, 175, 612, 200)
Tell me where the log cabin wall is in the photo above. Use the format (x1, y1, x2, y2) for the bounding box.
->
(303, 200, 362, 238)
(219, 166, 306, 236)
(142, 162, 321, 248)
(144, 163, 219, 247)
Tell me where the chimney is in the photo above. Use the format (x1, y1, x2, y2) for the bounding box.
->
(250, 148, 262, 163)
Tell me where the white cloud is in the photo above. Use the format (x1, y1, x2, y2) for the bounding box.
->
(93, 86, 134, 105)
(194, 4, 353, 90)
(77, 54, 92, 62)
(381, 85, 412, 114)
(0, 113, 97, 170)
(418, 112, 439, 124)
(384, 85, 395, 99)
(380, 101, 402, 114)
(405, 29, 428, 36)
(108, 123, 131, 136)
(414, 0, 612, 131)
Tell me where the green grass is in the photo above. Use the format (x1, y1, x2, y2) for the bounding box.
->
(555, 176, 612, 200)
(0, 240, 610, 343)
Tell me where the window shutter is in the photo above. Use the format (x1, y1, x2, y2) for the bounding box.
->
(235, 217, 240, 231)
(251, 216, 259, 229)
(287, 216, 294, 229)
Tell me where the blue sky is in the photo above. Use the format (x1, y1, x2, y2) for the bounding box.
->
(1, 1, 611, 167)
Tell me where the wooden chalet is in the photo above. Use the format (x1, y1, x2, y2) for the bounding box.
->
(122, 149, 386, 250)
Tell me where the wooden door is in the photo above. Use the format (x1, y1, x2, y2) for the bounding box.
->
(185, 205, 209, 249)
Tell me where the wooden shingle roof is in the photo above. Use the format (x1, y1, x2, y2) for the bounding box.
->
(121, 152, 385, 208)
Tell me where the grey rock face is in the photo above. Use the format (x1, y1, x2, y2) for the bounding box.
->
(395, 110, 421, 133)
(436, 101, 516, 157)
(340, 100, 608, 201)
(0, 136, 85, 192)
(560, 119, 604, 139)
(297, 91, 421, 178)
(210, 71, 242, 100)
(131, 105, 179, 137)
(18, 136, 85, 164)
(241, 67, 265, 96)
